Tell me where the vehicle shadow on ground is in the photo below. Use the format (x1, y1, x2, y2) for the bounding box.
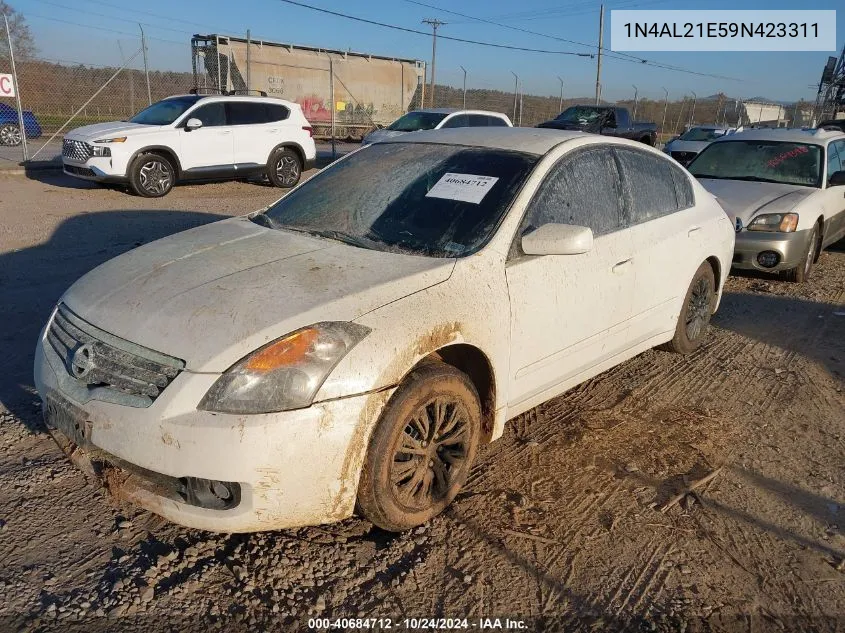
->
(713, 291, 845, 381)
(0, 208, 229, 431)
(22, 168, 102, 189)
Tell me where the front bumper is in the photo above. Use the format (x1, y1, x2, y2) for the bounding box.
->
(731, 228, 812, 273)
(34, 331, 394, 532)
(62, 156, 128, 183)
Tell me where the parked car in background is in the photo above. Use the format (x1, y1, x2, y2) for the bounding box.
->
(663, 125, 734, 166)
(0, 103, 42, 146)
(688, 127, 845, 282)
(36, 127, 733, 533)
(536, 105, 657, 145)
(362, 108, 512, 145)
(816, 119, 845, 133)
(61, 93, 316, 197)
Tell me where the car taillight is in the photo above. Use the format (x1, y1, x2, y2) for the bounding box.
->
(302, 126, 313, 137)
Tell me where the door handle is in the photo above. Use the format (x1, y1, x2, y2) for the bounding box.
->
(688, 226, 702, 237)
(268, 129, 279, 133)
(220, 130, 231, 135)
(612, 258, 632, 274)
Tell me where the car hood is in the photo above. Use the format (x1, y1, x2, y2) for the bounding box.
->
(362, 129, 408, 144)
(697, 179, 816, 226)
(65, 121, 165, 141)
(61, 217, 456, 372)
(537, 120, 599, 132)
(665, 139, 710, 153)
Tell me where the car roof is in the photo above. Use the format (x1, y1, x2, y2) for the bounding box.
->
(413, 108, 509, 118)
(378, 127, 655, 155)
(165, 94, 298, 107)
(714, 127, 845, 144)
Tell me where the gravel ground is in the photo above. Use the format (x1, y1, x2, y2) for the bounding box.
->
(0, 172, 843, 632)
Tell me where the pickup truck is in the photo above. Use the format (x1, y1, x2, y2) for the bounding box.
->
(537, 105, 657, 146)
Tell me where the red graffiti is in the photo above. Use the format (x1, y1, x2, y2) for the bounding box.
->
(297, 95, 331, 122)
(766, 145, 809, 169)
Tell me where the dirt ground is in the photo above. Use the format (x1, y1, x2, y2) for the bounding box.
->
(0, 172, 843, 633)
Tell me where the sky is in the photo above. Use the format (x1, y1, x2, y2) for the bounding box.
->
(8, 0, 845, 103)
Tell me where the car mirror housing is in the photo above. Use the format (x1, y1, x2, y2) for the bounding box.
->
(521, 223, 594, 256)
(828, 170, 845, 187)
(185, 118, 203, 131)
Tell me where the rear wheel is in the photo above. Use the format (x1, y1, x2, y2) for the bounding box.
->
(267, 147, 302, 188)
(0, 124, 22, 146)
(357, 362, 481, 532)
(782, 225, 819, 283)
(662, 262, 716, 354)
(129, 152, 175, 198)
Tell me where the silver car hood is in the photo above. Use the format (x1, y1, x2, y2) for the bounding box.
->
(665, 139, 711, 153)
(61, 217, 455, 372)
(362, 129, 408, 144)
(697, 179, 815, 226)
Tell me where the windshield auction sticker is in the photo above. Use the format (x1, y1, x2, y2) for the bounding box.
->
(611, 10, 836, 51)
(425, 173, 500, 204)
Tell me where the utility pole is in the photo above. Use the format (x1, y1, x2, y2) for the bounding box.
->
(595, 4, 604, 105)
(460, 65, 467, 109)
(139, 24, 151, 104)
(557, 76, 564, 113)
(660, 86, 669, 138)
(632, 84, 638, 119)
(511, 72, 519, 122)
(689, 91, 697, 128)
(422, 18, 445, 107)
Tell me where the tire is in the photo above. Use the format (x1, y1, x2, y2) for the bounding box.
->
(128, 152, 175, 198)
(267, 147, 303, 188)
(662, 262, 716, 354)
(0, 123, 22, 147)
(357, 362, 482, 532)
(782, 225, 819, 283)
(639, 135, 654, 146)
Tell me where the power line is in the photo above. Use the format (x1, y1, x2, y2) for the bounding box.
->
(276, 0, 594, 57)
(403, 0, 745, 82)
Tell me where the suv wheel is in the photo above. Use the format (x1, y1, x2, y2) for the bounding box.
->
(0, 124, 22, 147)
(129, 152, 175, 197)
(267, 147, 302, 188)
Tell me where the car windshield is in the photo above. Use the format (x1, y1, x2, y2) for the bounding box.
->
(679, 127, 727, 142)
(257, 142, 538, 258)
(129, 96, 202, 125)
(555, 106, 604, 123)
(688, 140, 823, 188)
(387, 112, 449, 132)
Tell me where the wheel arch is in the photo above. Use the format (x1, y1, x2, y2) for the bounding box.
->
(813, 214, 825, 261)
(268, 142, 305, 167)
(705, 255, 722, 293)
(128, 146, 183, 178)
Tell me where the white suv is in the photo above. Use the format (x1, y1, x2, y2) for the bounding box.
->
(61, 94, 317, 197)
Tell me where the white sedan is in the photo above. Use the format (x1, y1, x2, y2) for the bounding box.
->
(34, 128, 734, 532)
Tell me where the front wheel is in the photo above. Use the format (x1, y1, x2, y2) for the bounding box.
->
(357, 362, 481, 532)
(0, 124, 22, 147)
(662, 262, 716, 354)
(782, 225, 819, 283)
(267, 147, 303, 188)
(128, 152, 175, 197)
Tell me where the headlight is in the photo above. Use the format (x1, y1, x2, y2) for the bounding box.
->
(91, 146, 111, 157)
(198, 322, 371, 414)
(93, 137, 127, 143)
(747, 213, 799, 233)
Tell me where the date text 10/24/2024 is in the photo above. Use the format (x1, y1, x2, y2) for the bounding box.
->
(308, 618, 528, 630)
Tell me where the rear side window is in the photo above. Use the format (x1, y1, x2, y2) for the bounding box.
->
(265, 103, 290, 122)
(487, 116, 508, 127)
(615, 148, 686, 224)
(227, 102, 268, 125)
(440, 114, 469, 129)
(521, 147, 625, 238)
(670, 163, 695, 209)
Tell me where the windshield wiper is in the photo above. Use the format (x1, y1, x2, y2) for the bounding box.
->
(307, 229, 374, 249)
(724, 176, 796, 184)
(690, 174, 725, 179)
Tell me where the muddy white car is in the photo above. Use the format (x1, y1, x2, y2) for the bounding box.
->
(689, 128, 845, 282)
(35, 128, 734, 532)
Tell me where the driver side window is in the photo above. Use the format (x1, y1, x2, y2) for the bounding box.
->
(827, 141, 842, 180)
(187, 102, 227, 127)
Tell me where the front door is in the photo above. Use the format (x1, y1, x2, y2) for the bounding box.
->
(505, 146, 635, 411)
(178, 101, 234, 173)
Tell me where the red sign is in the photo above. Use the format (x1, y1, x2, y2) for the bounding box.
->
(0, 74, 15, 98)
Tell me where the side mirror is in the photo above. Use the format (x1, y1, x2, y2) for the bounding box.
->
(521, 223, 593, 256)
(828, 170, 845, 187)
(185, 118, 203, 131)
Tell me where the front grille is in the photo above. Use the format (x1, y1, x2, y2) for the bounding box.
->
(46, 303, 184, 406)
(671, 151, 697, 163)
(64, 165, 96, 177)
(62, 138, 93, 162)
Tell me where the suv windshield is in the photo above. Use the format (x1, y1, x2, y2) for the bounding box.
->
(555, 106, 605, 123)
(679, 127, 727, 142)
(129, 96, 202, 125)
(387, 112, 448, 132)
(688, 140, 823, 188)
(258, 142, 538, 257)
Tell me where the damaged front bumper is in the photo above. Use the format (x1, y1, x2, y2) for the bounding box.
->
(34, 333, 394, 532)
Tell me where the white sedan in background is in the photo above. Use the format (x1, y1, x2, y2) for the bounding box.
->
(688, 127, 845, 282)
(361, 108, 512, 145)
(35, 128, 734, 532)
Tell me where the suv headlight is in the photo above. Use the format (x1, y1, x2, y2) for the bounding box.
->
(93, 137, 127, 143)
(747, 213, 799, 233)
(91, 146, 111, 157)
(198, 322, 371, 414)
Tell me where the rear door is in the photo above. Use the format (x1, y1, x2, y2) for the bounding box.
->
(228, 101, 273, 170)
(505, 146, 635, 410)
(177, 101, 234, 172)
